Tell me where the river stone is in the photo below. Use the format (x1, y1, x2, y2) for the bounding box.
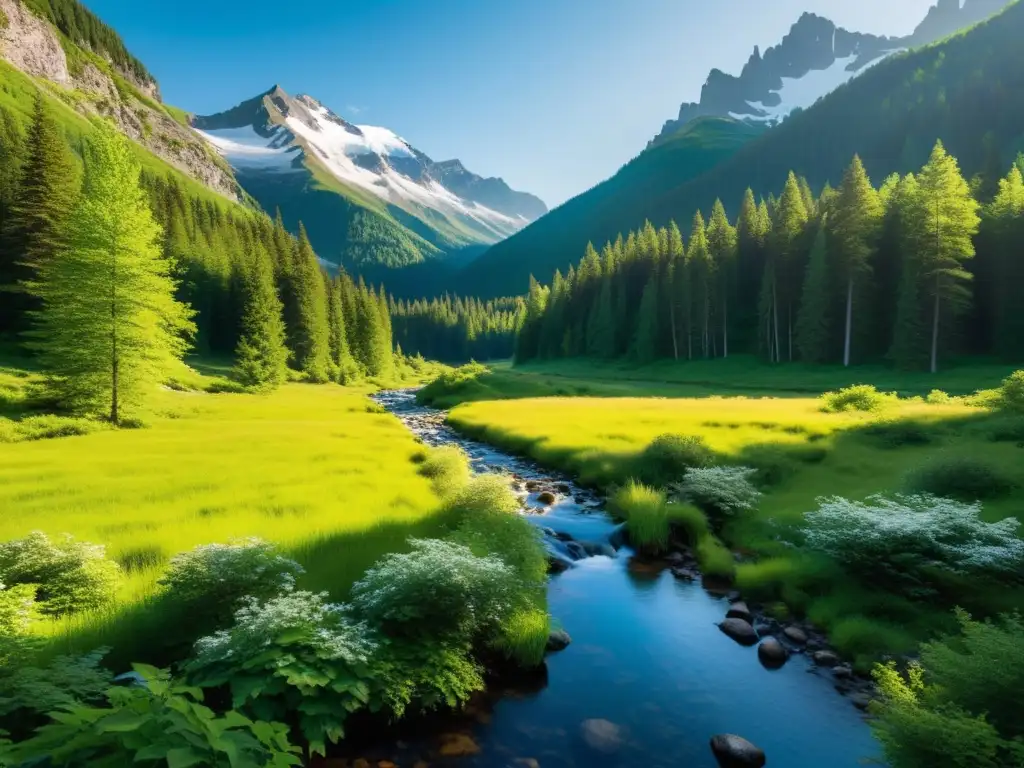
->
(582, 541, 616, 558)
(580, 719, 623, 753)
(537, 491, 557, 505)
(719, 618, 759, 646)
(757, 636, 789, 668)
(546, 628, 572, 652)
(833, 664, 854, 680)
(609, 526, 628, 550)
(554, 531, 575, 542)
(813, 650, 841, 667)
(547, 556, 571, 574)
(565, 542, 587, 560)
(783, 625, 808, 645)
(726, 601, 753, 622)
(525, 480, 541, 491)
(438, 733, 481, 757)
(850, 692, 873, 710)
(710, 734, 766, 767)
(557, 483, 572, 494)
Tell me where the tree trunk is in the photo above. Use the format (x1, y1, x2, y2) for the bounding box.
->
(722, 297, 729, 359)
(931, 281, 941, 374)
(772, 279, 780, 363)
(843, 277, 854, 367)
(788, 305, 793, 362)
(670, 302, 679, 360)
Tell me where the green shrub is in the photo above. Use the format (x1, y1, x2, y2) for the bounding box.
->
(666, 502, 710, 545)
(999, 370, 1024, 413)
(671, 466, 761, 526)
(0, 415, 105, 444)
(821, 384, 896, 413)
(491, 607, 550, 668)
(416, 446, 471, 497)
(0, 643, 110, 721)
(8, 664, 301, 766)
(0, 583, 36, 636)
(904, 456, 1015, 501)
(827, 615, 917, 663)
(636, 434, 714, 487)
(696, 537, 736, 579)
(610, 481, 669, 553)
(742, 444, 801, 488)
(416, 363, 489, 407)
(862, 419, 939, 448)
(926, 389, 952, 404)
(986, 415, 1024, 443)
(0, 532, 120, 616)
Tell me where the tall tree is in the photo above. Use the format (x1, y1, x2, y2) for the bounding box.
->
(515, 276, 548, 363)
(27, 123, 194, 423)
(631, 276, 660, 364)
(0, 92, 78, 335)
(688, 212, 714, 357)
(234, 242, 288, 390)
(770, 172, 810, 362)
(795, 220, 832, 363)
(831, 155, 883, 366)
(288, 223, 332, 382)
(326, 275, 359, 383)
(913, 141, 981, 373)
(984, 166, 1024, 360)
(707, 200, 737, 357)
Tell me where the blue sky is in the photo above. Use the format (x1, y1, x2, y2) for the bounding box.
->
(88, 0, 936, 207)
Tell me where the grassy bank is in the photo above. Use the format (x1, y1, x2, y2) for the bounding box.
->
(0, 355, 452, 665)
(432, 363, 1024, 667)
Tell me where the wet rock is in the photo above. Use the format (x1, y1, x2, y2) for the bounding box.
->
(850, 692, 873, 711)
(580, 719, 623, 754)
(833, 664, 854, 680)
(554, 531, 575, 542)
(757, 637, 789, 668)
(438, 733, 481, 757)
(727, 590, 743, 603)
(726, 601, 753, 623)
(540, 527, 558, 539)
(537, 491, 557, 505)
(525, 480, 542, 491)
(783, 625, 808, 645)
(609, 526, 628, 550)
(813, 650, 841, 667)
(547, 556, 571, 574)
(718, 618, 759, 646)
(574, 494, 588, 503)
(670, 566, 699, 581)
(581, 541, 616, 558)
(667, 551, 687, 566)
(557, 483, 572, 494)
(546, 628, 572, 652)
(710, 734, 766, 767)
(565, 542, 587, 560)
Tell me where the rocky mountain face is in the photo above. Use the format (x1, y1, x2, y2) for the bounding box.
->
(0, 0, 239, 200)
(191, 86, 546, 274)
(651, 0, 1014, 144)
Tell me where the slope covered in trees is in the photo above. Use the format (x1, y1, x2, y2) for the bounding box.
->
(391, 294, 523, 363)
(464, 0, 1024, 298)
(517, 147, 1024, 372)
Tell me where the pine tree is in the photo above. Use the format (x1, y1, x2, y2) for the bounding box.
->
(326, 276, 359, 383)
(587, 246, 617, 358)
(983, 166, 1024, 360)
(913, 141, 981, 373)
(0, 92, 78, 335)
(831, 156, 883, 366)
(707, 200, 737, 357)
(795, 221, 832, 363)
(631, 276, 660, 364)
(27, 123, 194, 423)
(770, 172, 810, 362)
(515, 276, 548, 363)
(288, 223, 332, 382)
(234, 242, 288, 390)
(688, 212, 714, 357)
(664, 222, 685, 360)
(539, 270, 567, 359)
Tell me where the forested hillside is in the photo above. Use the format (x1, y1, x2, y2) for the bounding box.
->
(516, 146, 1024, 372)
(390, 294, 523, 363)
(465, 0, 1024, 298)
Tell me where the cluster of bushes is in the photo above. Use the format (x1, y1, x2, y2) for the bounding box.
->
(0, 446, 551, 764)
(820, 384, 898, 413)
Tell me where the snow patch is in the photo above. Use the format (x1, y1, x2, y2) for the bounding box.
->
(195, 125, 299, 172)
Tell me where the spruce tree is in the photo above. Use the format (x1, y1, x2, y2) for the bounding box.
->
(770, 172, 810, 362)
(326, 275, 359, 383)
(0, 92, 78, 335)
(515, 276, 548, 363)
(664, 221, 685, 360)
(688, 212, 714, 357)
(707, 200, 737, 358)
(913, 141, 981, 373)
(984, 166, 1024, 360)
(234, 242, 288, 390)
(288, 223, 332, 382)
(539, 270, 567, 359)
(831, 155, 883, 366)
(795, 221, 832, 363)
(28, 123, 194, 423)
(631, 277, 660, 364)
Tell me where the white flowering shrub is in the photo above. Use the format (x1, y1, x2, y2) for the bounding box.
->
(800, 494, 1024, 594)
(0, 532, 119, 616)
(350, 538, 518, 641)
(159, 538, 303, 614)
(187, 591, 376, 757)
(0, 582, 37, 636)
(672, 466, 761, 525)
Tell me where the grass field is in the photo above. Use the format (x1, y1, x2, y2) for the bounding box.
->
(0, 355, 452, 667)
(432, 361, 1024, 667)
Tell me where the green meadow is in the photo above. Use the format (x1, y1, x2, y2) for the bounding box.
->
(0, 355, 452, 666)
(431, 360, 1024, 667)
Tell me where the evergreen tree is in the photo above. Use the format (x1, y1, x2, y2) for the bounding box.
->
(984, 166, 1024, 360)
(587, 246, 617, 358)
(326, 276, 359, 382)
(0, 92, 78, 335)
(770, 172, 810, 362)
(288, 224, 332, 382)
(515, 276, 548, 363)
(539, 270, 566, 359)
(831, 155, 883, 366)
(663, 222, 685, 360)
(795, 220, 832, 363)
(913, 141, 981, 373)
(234, 242, 288, 390)
(27, 123, 194, 423)
(631, 276, 660, 364)
(707, 200, 737, 357)
(688, 212, 714, 357)
(735, 189, 769, 355)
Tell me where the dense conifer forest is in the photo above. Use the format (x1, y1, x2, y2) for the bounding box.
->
(390, 294, 523, 363)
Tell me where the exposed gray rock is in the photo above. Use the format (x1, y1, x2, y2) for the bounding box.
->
(579, 719, 623, 754)
(718, 618, 759, 646)
(850, 692, 873, 711)
(0, 0, 70, 84)
(546, 629, 571, 652)
(726, 601, 753, 623)
(783, 625, 808, 645)
(564, 542, 587, 560)
(537, 491, 557, 505)
(547, 556, 571, 574)
(710, 734, 766, 767)
(813, 650, 841, 667)
(833, 664, 854, 680)
(581, 541, 616, 558)
(757, 637, 789, 668)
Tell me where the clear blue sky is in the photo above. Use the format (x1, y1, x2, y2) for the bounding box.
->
(87, 0, 936, 207)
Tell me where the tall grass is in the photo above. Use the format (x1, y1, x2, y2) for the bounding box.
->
(610, 482, 669, 553)
(492, 606, 550, 669)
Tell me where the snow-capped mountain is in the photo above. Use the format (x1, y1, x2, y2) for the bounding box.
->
(651, 0, 1012, 144)
(191, 86, 546, 273)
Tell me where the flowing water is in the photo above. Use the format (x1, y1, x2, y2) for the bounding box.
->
(364, 390, 881, 768)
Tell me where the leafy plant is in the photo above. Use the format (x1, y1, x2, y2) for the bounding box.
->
(416, 446, 471, 497)
(1, 665, 301, 767)
(903, 456, 1016, 501)
(925, 389, 952, 404)
(800, 494, 1024, 595)
(0, 584, 36, 636)
(490, 607, 550, 668)
(820, 384, 897, 413)
(999, 370, 1024, 413)
(862, 418, 940, 448)
(0, 532, 119, 616)
(186, 591, 376, 757)
(0, 642, 110, 722)
(636, 434, 714, 487)
(159, 538, 303, 620)
(611, 481, 669, 553)
(671, 466, 761, 525)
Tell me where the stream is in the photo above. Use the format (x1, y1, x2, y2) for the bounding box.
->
(363, 389, 881, 768)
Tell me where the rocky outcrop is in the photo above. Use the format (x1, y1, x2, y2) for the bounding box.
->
(546, 628, 571, 652)
(757, 636, 789, 668)
(0, 0, 70, 84)
(718, 618, 759, 646)
(710, 734, 766, 768)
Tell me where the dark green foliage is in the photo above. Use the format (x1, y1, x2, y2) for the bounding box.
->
(284, 225, 331, 383)
(904, 455, 1016, 501)
(636, 434, 714, 488)
(795, 222, 832, 363)
(821, 384, 895, 413)
(999, 370, 1024, 413)
(0, 642, 109, 724)
(234, 244, 288, 390)
(391, 294, 523, 363)
(861, 419, 940, 449)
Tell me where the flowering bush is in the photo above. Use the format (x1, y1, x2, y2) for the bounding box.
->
(159, 538, 303, 614)
(0, 532, 119, 616)
(0, 582, 36, 636)
(187, 591, 376, 756)
(350, 538, 518, 642)
(820, 384, 897, 413)
(800, 494, 1024, 594)
(672, 466, 761, 525)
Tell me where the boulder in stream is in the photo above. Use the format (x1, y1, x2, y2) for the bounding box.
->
(783, 625, 808, 645)
(812, 650, 841, 667)
(726, 601, 752, 623)
(546, 629, 572, 652)
(718, 618, 759, 646)
(709, 734, 766, 767)
(537, 491, 557, 505)
(581, 541, 616, 558)
(757, 637, 789, 668)
(547, 556, 571, 574)
(579, 719, 624, 754)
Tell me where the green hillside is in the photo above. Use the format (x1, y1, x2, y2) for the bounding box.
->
(458, 117, 762, 297)
(463, 0, 1024, 298)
